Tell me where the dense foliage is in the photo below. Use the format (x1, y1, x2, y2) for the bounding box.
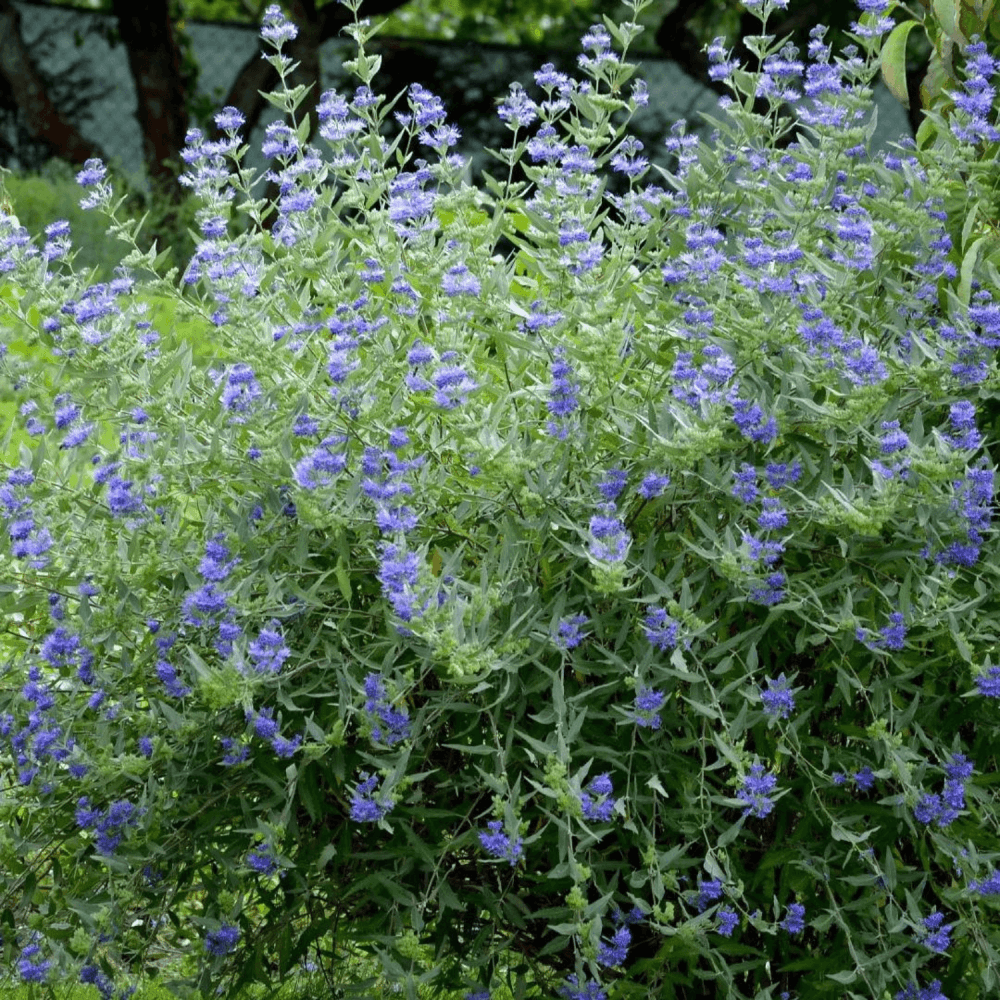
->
(2, 1, 1000, 998)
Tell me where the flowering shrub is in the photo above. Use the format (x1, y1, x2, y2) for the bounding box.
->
(2, 1, 1000, 998)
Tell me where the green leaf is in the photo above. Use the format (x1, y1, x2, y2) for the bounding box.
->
(295, 112, 312, 147)
(827, 970, 859, 985)
(880, 20, 923, 107)
(831, 822, 879, 844)
(915, 115, 938, 149)
(959, 234, 1000, 306)
(920, 50, 950, 107)
(647, 774, 668, 796)
(962, 201, 980, 252)
(717, 817, 745, 848)
(335, 557, 352, 603)
(933, 0, 964, 41)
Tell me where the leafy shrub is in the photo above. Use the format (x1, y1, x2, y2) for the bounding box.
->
(1, 1, 1000, 999)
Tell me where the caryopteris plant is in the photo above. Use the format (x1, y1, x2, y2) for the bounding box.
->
(2, 1, 1000, 998)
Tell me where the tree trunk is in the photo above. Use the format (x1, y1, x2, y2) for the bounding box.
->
(0, 0, 105, 166)
(110, 0, 190, 204)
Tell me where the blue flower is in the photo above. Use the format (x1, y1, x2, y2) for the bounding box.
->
(205, 924, 240, 956)
(853, 766, 875, 791)
(546, 348, 579, 438)
(857, 611, 906, 652)
(80, 963, 119, 999)
(969, 868, 1000, 895)
(949, 39, 1000, 144)
(248, 706, 280, 741)
(554, 614, 589, 650)
(498, 82, 538, 129)
(18, 943, 52, 983)
(247, 844, 279, 876)
(247, 620, 289, 674)
(764, 460, 802, 488)
(580, 773, 616, 822)
(732, 398, 778, 444)
(944, 401, 983, 450)
(588, 506, 630, 564)
(363, 673, 412, 746)
(716, 906, 739, 937)
(915, 910, 952, 953)
(915, 752, 973, 828)
(760, 674, 795, 720)
(350, 772, 393, 823)
(597, 923, 631, 967)
(757, 497, 788, 531)
(644, 606, 680, 650)
(432, 364, 479, 409)
(558, 975, 607, 1000)
(879, 420, 909, 455)
(780, 902, 805, 934)
(695, 878, 723, 912)
(597, 468, 628, 502)
(441, 263, 480, 297)
(894, 980, 948, 1000)
(478, 820, 524, 866)
(638, 472, 670, 498)
(748, 571, 786, 606)
(738, 762, 777, 818)
(220, 738, 249, 766)
(272, 734, 301, 758)
(630, 686, 666, 729)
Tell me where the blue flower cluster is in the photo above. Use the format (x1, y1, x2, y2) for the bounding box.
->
(363, 673, 411, 746)
(780, 902, 806, 934)
(588, 469, 631, 564)
(558, 974, 607, 1000)
(546, 347, 580, 438)
(895, 980, 948, 1000)
(832, 767, 876, 792)
(80, 962, 137, 1000)
(580, 772, 616, 822)
(2, 468, 53, 567)
(553, 613, 589, 650)
(596, 905, 644, 967)
(17, 941, 52, 983)
(478, 820, 524, 866)
(738, 762, 778, 819)
(760, 674, 795, 720)
(350, 771, 394, 823)
(246, 843, 279, 876)
(205, 924, 240, 957)
(914, 753, 973, 828)
(914, 909, 953, 953)
(629, 686, 666, 729)
(857, 611, 906, 652)
(75, 796, 142, 855)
